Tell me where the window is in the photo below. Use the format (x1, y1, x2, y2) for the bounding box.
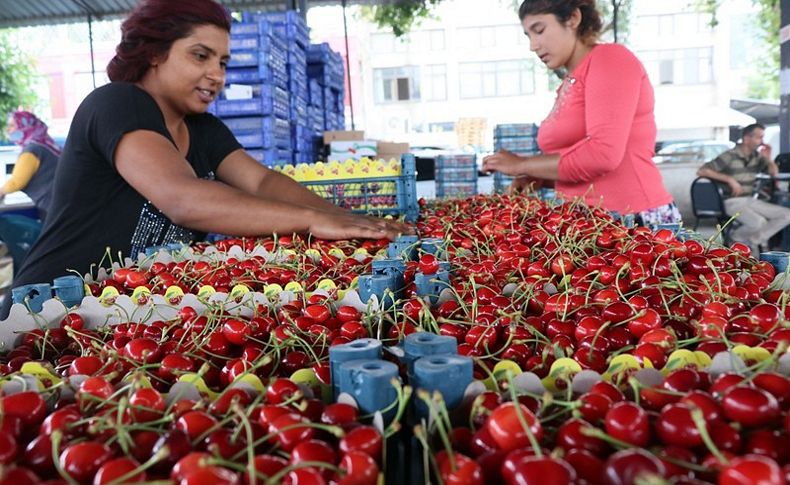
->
(429, 29, 446, 50)
(422, 64, 447, 101)
(374, 66, 420, 103)
(371, 29, 444, 52)
(459, 60, 535, 98)
(456, 25, 518, 49)
(639, 48, 713, 85)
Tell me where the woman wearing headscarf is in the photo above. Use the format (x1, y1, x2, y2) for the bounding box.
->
(0, 111, 61, 221)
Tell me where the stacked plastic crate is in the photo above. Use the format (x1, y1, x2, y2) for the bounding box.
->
(210, 19, 292, 167)
(492, 123, 540, 192)
(434, 154, 478, 198)
(307, 43, 346, 134)
(247, 11, 312, 165)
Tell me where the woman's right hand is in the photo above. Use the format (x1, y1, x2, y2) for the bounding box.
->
(508, 176, 543, 195)
(307, 210, 414, 241)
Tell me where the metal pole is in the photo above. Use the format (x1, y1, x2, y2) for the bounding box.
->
(781, 0, 790, 152)
(88, 13, 96, 88)
(612, 0, 619, 43)
(341, 0, 355, 130)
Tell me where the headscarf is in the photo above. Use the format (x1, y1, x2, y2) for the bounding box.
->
(10, 111, 61, 156)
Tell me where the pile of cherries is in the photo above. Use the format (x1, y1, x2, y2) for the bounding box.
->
(0, 193, 789, 483)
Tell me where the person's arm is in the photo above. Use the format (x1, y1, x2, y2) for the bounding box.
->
(1, 152, 41, 197)
(697, 159, 743, 197)
(115, 131, 408, 240)
(215, 149, 348, 214)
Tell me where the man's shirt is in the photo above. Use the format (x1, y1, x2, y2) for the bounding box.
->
(700, 145, 768, 197)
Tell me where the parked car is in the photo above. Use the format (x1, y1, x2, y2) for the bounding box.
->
(653, 140, 734, 165)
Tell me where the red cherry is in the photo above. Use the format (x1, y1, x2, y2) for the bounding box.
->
(604, 448, 666, 485)
(434, 450, 482, 485)
(721, 386, 780, 428)
(244, 454, 288, 484)
(93, 457, 145, 484)
(222, 319, 251, 346)
(129, 388, 165, 423)
(321, 403, 359, 427)
(338, 451, 379, 485)
(720, 454, 784, 485)
(338, 426, 383, 460)
(604, 402, 651, 447)
(268, 413, 313, 452)
(655, 403, 703, 448)
(266, 378, 302, 405)
(176, 411, 218, 441)
(181, 465, 240, 485)
(485, 402, 543, 452)
(418, 253, 440, 275)
(59, 441, 113, 483)
(503, 455, 576, 485)
(172, 452, 212, 481)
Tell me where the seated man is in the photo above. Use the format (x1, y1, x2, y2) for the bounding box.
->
(697, 123, 790, 255)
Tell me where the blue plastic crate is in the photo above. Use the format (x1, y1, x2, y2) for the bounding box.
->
(493, 139, 540, 153)
(245, 12, 309, 47)
(300, 154, 418, 221)
(220, 116, 290, 138)
(214, 85, 290, 118)
(436, 181, 478, 199)
(247, 148, 293, 166)
(294, 151, 315, 164)
(225, 65, 288, 88)
(307, 43, 335, 63)
(234, 128, 292, 150)
(230, 20, 274, 37)
(494, 123, 539, 138)
(435, 154, 477, 169)
(288, 47, 307, 68)
(291, 96, 308, 117)
(228, 48, 287, 70)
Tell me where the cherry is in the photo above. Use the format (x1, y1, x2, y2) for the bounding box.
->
(564, 448, 606, 485)
(68, 356, 104, 376)
(504, 455, 576, 485)
(655, 403, 703, 448)
(93, 457, 145, 484)
(266, 378, 302, 405)
(176, 411, 219, 441)
(222, 318, 251, 346)
(339, 426, 383, 460)
(485, 402, 543, 452)
(181, 465, 240, 485)
(129, 388, 165, 423)
(722, 386, 780, 428)
(244, 454, 288, 484)
(436, 450, 483, 485)
(290, 439, 337, 479)
(59, 441, 113, 483)
(720, 454, 784, 485)
(604, 402, 651, 447)
(753, 372, 790, 409)
(0, 430, 17, 465)
(268, 413, 314, 452)
(338, 451, 379, 485)
(172, 452, 212, 481)
(2, 391, 47, 426)
(604, 448, 666, 485)
(555, 418, 608, 457)
(282, 468, 326, 485)
(321, 403, 359, 427)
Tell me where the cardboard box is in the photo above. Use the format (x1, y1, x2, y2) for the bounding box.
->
(377, 141, 410, 161)
(324, 130, 365, 144)
(329, 140, 378, 162)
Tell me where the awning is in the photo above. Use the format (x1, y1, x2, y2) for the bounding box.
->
(0, 0, 397, 28)
(730, 98, 780, 125)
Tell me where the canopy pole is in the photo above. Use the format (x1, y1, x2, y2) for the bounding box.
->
(341, 0, 355, 130)
(87, 12, 96, 88)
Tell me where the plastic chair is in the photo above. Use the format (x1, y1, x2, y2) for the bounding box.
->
(690, 177, 737, 244)
(0, 215, 42, 275)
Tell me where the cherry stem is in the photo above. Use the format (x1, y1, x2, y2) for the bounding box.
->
(105, 445, 170, 485)
(417, 389, 456, 472)
(689, 407, 728, 465)
(505, 371, 543, 457)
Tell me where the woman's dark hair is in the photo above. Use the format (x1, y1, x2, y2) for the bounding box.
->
(518, 0, 603, 43)
(107, 0, 231, 83)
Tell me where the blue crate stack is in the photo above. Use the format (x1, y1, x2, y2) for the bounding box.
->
(435, 154, 478, 199)
(208, 18, 292, 166)
(307, 43, 346, 154)
(245, 11, 313, 165)
(492, 123, 541, 192)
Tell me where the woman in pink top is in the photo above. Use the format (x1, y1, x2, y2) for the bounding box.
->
(483, 0, 680, 226)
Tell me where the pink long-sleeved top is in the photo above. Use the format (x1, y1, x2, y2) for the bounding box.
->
(537, 43, 673, 214)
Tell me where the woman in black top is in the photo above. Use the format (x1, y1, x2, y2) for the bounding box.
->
(2, 0, 409, 317)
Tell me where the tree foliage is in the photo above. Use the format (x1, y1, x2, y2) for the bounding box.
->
(695, 0, 779, 100)
(360, 0, 443, 37)
(0, 30, 38, 134)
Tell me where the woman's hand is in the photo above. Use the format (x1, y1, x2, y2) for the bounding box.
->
(307, 210, 414, 241)
(482, 150, 527, 176)
(508, 176, 543, 194)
